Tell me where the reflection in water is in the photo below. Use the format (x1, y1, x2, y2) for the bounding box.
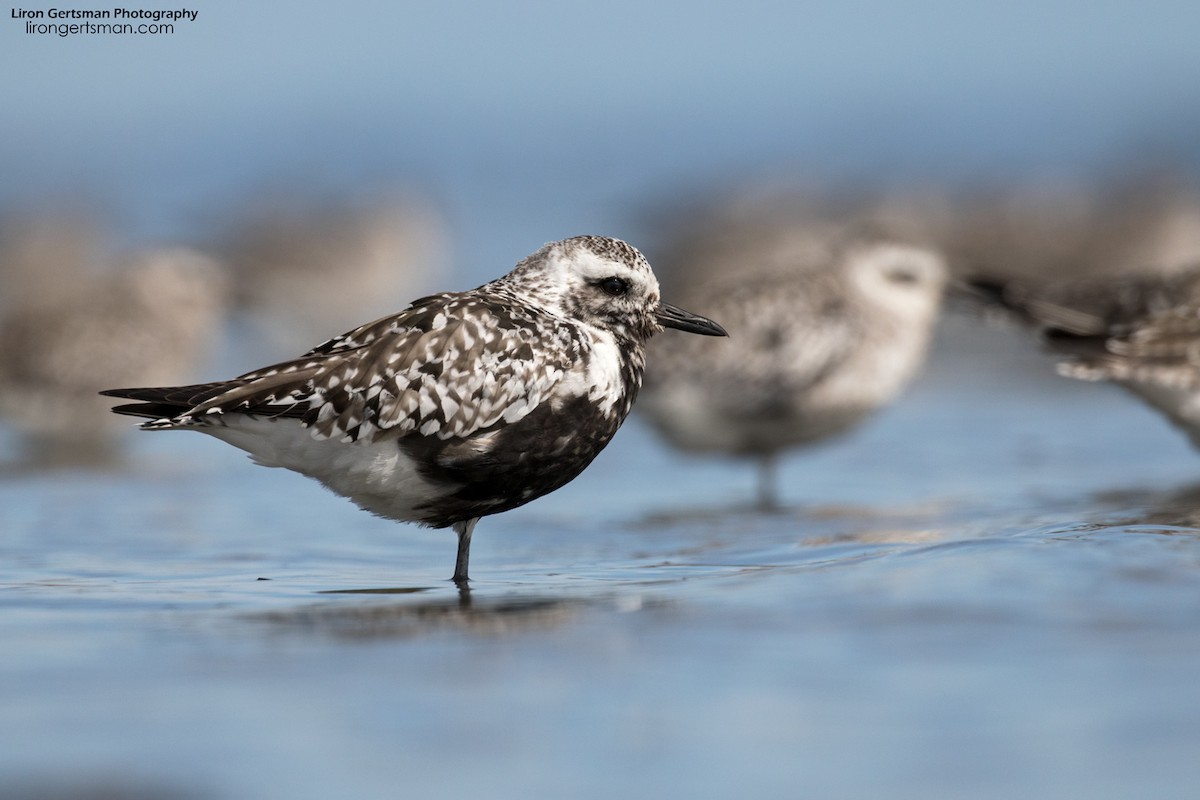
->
(635, 498, 947, 530)
(250, 590, 591, 640)
(1094, 482, 1200, 528)
(319, 586, 434, 595)
(632, 500, 954, 555)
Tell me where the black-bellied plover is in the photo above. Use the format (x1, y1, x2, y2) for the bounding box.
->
(947, 174, 1200, 446)
(102, 236, 726, 583)
(640, 211, 946, 508)
(0, 247, 227, 466)
(961, 268, 1200, 447)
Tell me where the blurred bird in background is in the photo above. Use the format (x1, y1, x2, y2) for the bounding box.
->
(949, 173, 1200, 448)
(0, 211, 104, 311)
(0, 230, 228, 468)
(217, 193, 450, 353)
(639, 191, 948, 508)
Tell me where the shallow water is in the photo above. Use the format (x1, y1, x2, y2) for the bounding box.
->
(3, 317, 1200, 799)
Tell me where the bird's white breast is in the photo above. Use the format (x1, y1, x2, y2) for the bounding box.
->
(200, 416, 450, 523)
(555, 328, 626, 416)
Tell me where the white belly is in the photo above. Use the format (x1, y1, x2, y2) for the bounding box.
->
(200, 416, 450, 523)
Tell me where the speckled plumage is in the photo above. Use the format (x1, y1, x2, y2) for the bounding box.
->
(103, 235, 726, 582)
(641, 228, 946, 507)
(963, 269, 1200, 447)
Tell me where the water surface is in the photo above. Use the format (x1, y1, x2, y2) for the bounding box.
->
(3, 318, 1200, 799)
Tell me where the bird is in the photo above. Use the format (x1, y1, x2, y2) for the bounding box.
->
(959, 268, 1200, 447)
(0, 246, 227, 467)
(945, 173, 1200, 448)
(640, 221, 947, 509)
(102, 235, 727, 583)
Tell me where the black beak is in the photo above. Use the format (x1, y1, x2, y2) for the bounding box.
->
(656, 302, 728, 337)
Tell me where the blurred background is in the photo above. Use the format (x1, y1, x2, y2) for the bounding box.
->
(4, 1, 1200, 798)
(6, 0, 1200, 266)
(5, 0, 1200, 463)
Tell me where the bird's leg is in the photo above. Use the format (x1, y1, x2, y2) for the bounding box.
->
(455, 580, 472, 607)
(451, 518, 479, 585)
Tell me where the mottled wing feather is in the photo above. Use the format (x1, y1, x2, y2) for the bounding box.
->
(189, 367, 322, 419)
(1116, 310, 1200, 360)
(981, 273, 1200, 388)
(1069, 307, 1200, 389)
(182, 293, 581, 442)
(298, 294, 454, 358)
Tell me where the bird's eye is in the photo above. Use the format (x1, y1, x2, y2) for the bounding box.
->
(598, 277, 629, 297)
(886, 268, 920, 285)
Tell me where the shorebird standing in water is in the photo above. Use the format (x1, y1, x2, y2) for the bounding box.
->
(641, 223, 946, 509)
(103, 236, 726, 584)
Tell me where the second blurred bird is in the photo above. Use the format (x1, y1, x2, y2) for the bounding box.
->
(218, 193, 450, 352)
(0, 222, 228, 467)
(639, 192, 948, 509)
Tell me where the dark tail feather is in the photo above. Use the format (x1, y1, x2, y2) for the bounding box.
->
(108, 402, 191, 420)
(100, 382, 229, 403)
(100, 381, 239, 421)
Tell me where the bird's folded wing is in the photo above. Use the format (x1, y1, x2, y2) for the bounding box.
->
(187, 296, 580, 443)
(1099, 310, 1200, 388)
